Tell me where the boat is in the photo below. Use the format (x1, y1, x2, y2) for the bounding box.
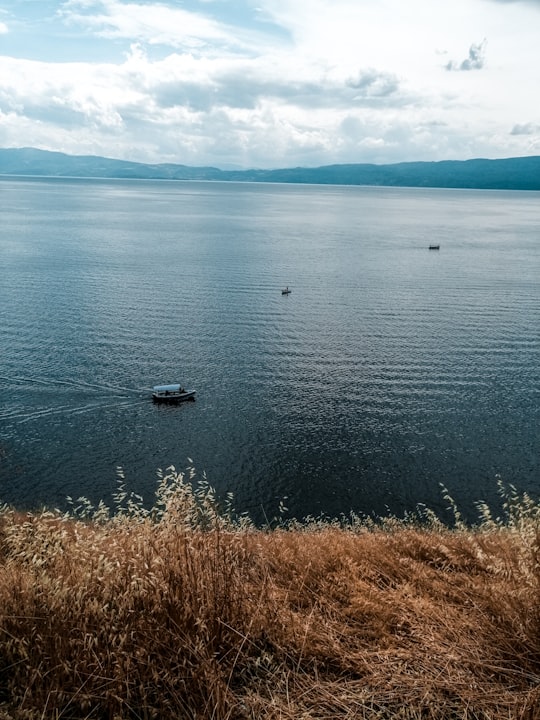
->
(281, 286, 291, 294)
(152, 384, 196, 403)
(429, 244, 440, 250)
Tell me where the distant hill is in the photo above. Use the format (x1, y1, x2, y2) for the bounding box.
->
(1, 147, 540, 190)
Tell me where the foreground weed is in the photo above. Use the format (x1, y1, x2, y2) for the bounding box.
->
(1, 470, 539, 719)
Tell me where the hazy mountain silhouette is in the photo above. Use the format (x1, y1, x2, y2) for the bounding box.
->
(1, 147, 539, 190)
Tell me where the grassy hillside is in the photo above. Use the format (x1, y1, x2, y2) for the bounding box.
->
(1, 470, 539, 719)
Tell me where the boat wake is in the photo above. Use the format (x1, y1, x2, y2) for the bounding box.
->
(0, 375, 149, 424)
(0, 374, 148, 395)
(1, 399, 148, 425)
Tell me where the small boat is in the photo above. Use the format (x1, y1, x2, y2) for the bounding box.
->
(281, 286, 291, 294)
(429, 244, 440, 250)
(152, 384, 196, 403)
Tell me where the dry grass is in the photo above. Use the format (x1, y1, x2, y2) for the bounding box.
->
(0, 469, 539, 719)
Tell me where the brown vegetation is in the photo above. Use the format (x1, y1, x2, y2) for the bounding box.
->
(0, 470, 539, 719)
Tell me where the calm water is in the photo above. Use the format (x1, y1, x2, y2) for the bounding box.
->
(1, 177, 539, 523)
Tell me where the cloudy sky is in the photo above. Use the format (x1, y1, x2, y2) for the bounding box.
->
(1, 0, 539, 168)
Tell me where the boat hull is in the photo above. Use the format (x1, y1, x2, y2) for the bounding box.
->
(152, 390, 196, 403)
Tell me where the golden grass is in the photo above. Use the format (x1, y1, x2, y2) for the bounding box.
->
(0, 470, 539, 719)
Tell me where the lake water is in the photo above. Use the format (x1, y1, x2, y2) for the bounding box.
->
(1, 177, 539, 524)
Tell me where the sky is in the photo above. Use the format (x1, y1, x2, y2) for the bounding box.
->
(1, 0, 539, 169)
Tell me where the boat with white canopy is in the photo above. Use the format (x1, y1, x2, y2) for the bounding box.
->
(152, 384, 196, 403)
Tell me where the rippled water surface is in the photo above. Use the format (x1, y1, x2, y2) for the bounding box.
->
(1, 177, 539, 522)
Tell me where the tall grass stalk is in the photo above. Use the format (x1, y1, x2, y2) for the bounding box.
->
(1, 467, 539, 719)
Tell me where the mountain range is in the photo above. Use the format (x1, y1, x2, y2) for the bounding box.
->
(1, 147, 540, 190)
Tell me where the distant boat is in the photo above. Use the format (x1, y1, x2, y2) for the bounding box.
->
(152, 384, 196, 403)
(281, 286, 291, 294)
(429, 244, 440, 250)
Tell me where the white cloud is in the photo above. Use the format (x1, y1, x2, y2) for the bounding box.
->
(511, 122, 540, 136)
(1, 0, 540, 166)
(446, 39, 487, 71)
(0, 22, 8, 34)
(58, 0, 274, 55)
